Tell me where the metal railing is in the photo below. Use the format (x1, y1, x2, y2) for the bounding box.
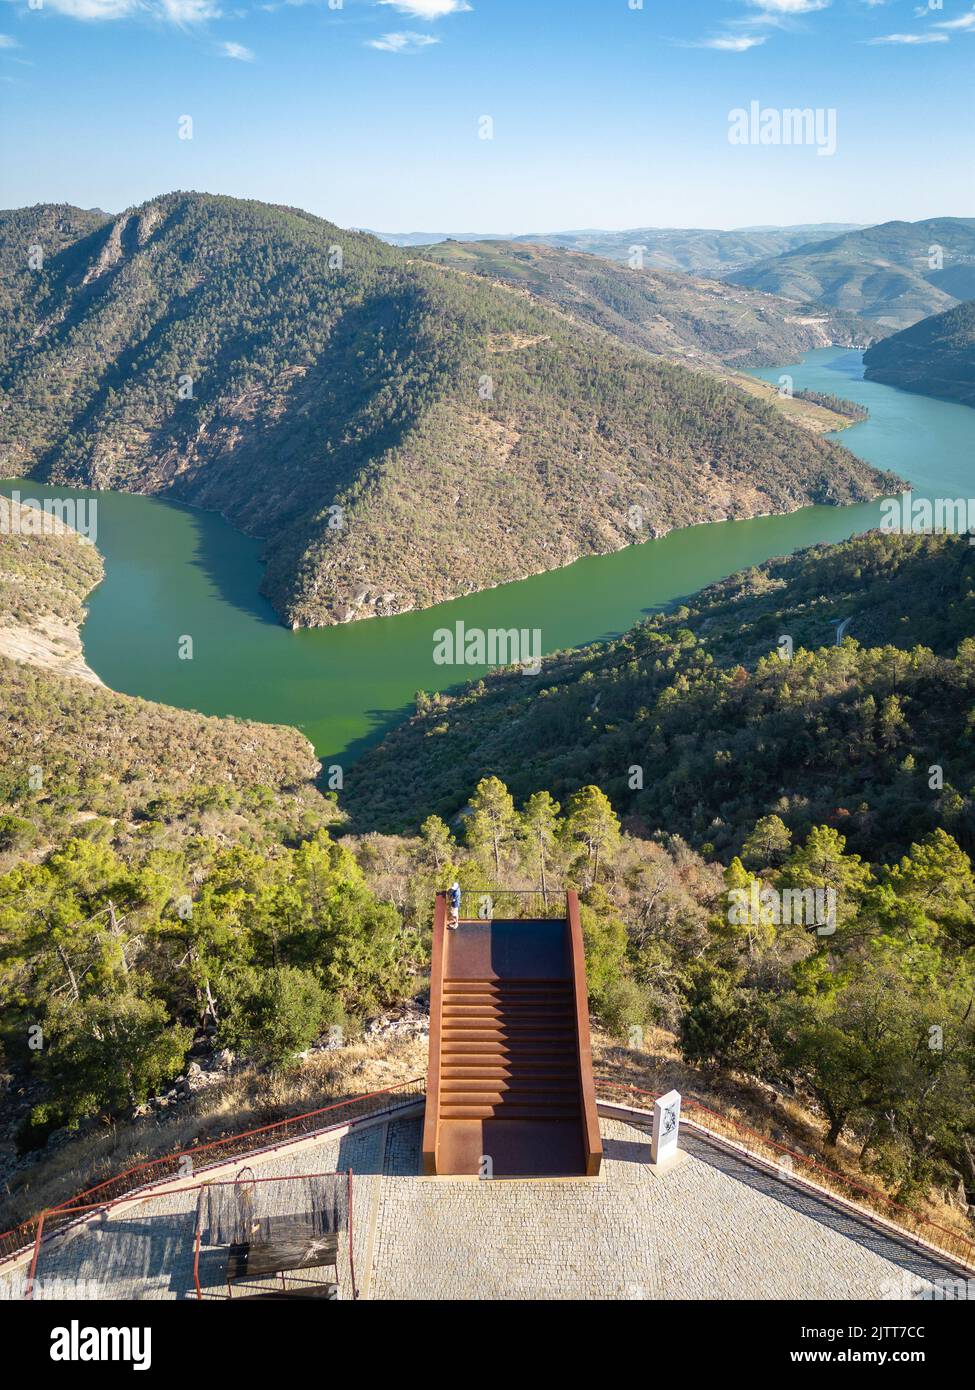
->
(0, 1076, 425, 1268)
(454, 888, 568, 921)
(6, 1070, 973, 1286)
(596, 1078, 975, 1271)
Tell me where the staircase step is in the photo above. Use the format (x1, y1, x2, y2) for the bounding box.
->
(442, 1007, 572, 1019)
(441, 1077, 578, 1088)
(439, 1103, 582, 1120)
(444, 978, 573, 988)
(439, 1011, 570, 1023)
(442, 1027, 575, 1041)
(442, 1033, 575, 1044)
(442, 1017, 578, 1028)
(443, 980, 572, 993)
(441, 1066, 577, 1079)
(441, 1045, 571, 1053)
(440, 1076, 579, 1092)
(441, 1093, 579, 1110)
(439, 1045, 570, 1050)
(442, 1025, 571, 1034)
(443, 1001, 572, 1011)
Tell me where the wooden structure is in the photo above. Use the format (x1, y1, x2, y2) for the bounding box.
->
(226, 1219, 338, 1288)
(193, 1171, 350, 1298)
(422, 890, 602, 1177)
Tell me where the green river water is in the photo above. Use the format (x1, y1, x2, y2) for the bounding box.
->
(3, 348, 974, 767)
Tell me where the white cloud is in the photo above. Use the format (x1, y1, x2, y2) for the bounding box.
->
(34, 0, 222, 17)
(0, 32, 19, 45)
(367, 30, 440, 51)
(377, 0, 470, 17)
(935, 10, 975, 29)
(220, 39, 253, 59)
(691, 0, 828, 48)
(159, 0, 221, 21)
(867, 31, 949, 42)
(695, 35, 768, 50)
(40, 0, 139, 18)
(744, 0, 831, 12)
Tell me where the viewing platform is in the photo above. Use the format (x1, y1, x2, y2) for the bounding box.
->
(422, 890, 602, 1178)
(1, 893, 971, 1302)
(3, 1097, 970, 1301)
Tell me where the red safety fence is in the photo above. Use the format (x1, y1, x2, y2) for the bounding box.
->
(0, 1076, 424, 1269)
(595, 1078, 975, 1270)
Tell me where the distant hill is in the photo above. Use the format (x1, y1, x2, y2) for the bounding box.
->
(728, 218, 975, 330)
(417, 238, 873, 372)
(863, 300, 975, 409)
(343, 531, 975, 864)
(0, 193, 893, 629)
(378, 223, 864, 276)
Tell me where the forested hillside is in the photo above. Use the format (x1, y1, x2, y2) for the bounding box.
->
(729, 218, 975, 329)
(0, 193, 893, 628)
(0, 512, 405, 1161)
(863, 300, 975, 409)
(2, 501, 973, 1233)
(417, 238, 870, 371)
(345, 531, 975, 864)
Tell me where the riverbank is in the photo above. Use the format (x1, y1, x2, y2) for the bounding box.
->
(4, 349, 974, 766)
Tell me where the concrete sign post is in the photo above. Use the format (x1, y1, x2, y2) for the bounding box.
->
(651, 1089, 681, 1167)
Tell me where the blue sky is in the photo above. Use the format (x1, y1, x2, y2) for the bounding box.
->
(1, 0, 972, 230)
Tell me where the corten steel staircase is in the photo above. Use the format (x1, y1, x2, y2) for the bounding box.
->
(422, 891, 602, 1177)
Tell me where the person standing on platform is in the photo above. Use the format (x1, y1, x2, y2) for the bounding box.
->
(447, 881, 461, 929)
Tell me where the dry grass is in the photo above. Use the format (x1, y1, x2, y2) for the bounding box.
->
(728, 371, 855, 435)
(592, 1027, 975, 1247)
(0, 1035, 426, 1235)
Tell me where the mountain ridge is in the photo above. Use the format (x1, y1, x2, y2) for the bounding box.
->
(415, 237, 875, 374)
(376, 223, 866, 275)
(0, 191, 895, 628)
(728, 218, 975, 329)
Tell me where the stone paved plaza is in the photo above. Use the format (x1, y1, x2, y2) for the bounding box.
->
(1, 1109, 967, 1301)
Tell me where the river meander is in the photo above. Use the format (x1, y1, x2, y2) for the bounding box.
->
(3, 348, 973, 766)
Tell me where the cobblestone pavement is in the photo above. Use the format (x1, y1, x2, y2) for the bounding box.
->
(1, 1111, 967, 1301)
(368, 1118, 965, 1301)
